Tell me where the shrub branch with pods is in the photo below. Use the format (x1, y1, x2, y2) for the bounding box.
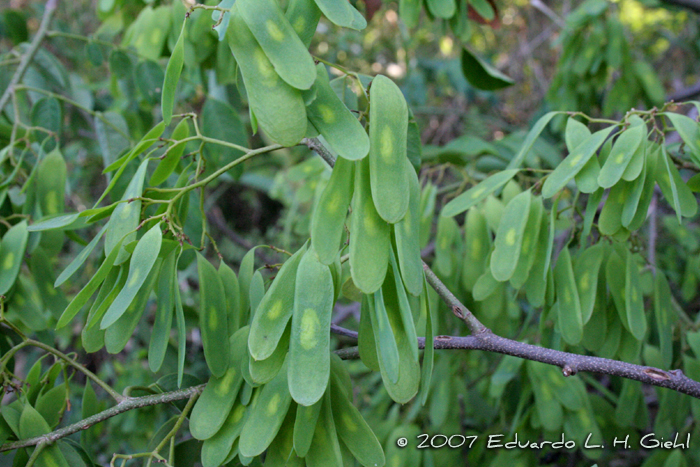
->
(3, 0, 700, 466)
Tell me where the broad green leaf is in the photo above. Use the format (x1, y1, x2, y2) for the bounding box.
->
(625, 251, 646, 340)
(460, 46, 514, 91)
(654, 272, 675, 369)
(285, 0, 322, 47)
(314, 0, 366, 30)
(162, 19, 185, 125)
(0, 220, 29, 295)
(574, 243, 604, 324)
(507, 111, 560, 169)
(370, 288, 400, 384)
(542, 126, 614, 198)
(150, 118, 190, 186)
(100, 224, 162, 329)
(554, 248, 583, 345)
(149, 249, 177, 372)
(201, 97, 247, 178)
(294, 397, 322, 457)
(394, 160, 423, 296)
(425, 0, 456, 18)
(656, 147, 698, 221)
(462, 207, 491, 292)
(441, 169, 518, 217)
(565, 117, 591, 151)
(201, 403, 247, 467)
(598, 124, 645, 188)
(527, 360, 564, 432)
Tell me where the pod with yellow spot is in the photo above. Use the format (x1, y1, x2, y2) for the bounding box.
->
(526, 360, 564, 432)
(219, 261, 241, 337)
(597, 123, 645, 188)
(311, 156, 354, 265)
(227, 8, 307, 146)
(238, 359, 293, 457)
(393, 160, 423, 296)
(0, 220, 28, 295)
(149, 248, 177, 372)
(441, 169, 518, 217)
(369, 74, 410, 224)
(104, 257, 161, 354)
(554, 247, 583, 345)
(201, 403, 248, 467)
(330, 372, 385, 467)
(490, 190, 531, 282)
(510, 195, 544, 289)
(190, 330, 246, 440)
(288, 248, 335, 406)
(100, 224, 162, 329)
(248, 243, 307, 360)
(196, 252, 230, 378)
(264, 404, 304, 467)
(305, 389, 344, 467)
(542, 127, 614, 199)
(36, 148, 67, 255)
(293, 395, 323, 457)
(598, 180, 631, 237)
(237, 0, 316, 90)
(523, 214, 551, 307)
(308, 64, 370, 161)
(350, 157, 390, 294)
(249, 323, 289, 384)
(285, 0, 321, 47)
(625, 250, 647, 340)
(574, 243, 604, 324)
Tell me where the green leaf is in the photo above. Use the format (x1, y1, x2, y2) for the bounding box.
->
(150, 118, 190, 186)
(425, 0, 456, 18)
(507, 111, 561, 169)
(666, 112, 700, 166)
(542, 126, 614, 198)
(201, 97, 247, 178)
(149, 249, 177, 372)
(554, 248, 583, 345)
(654, 272, 675, 369)
(370, 287, 400, 384)
(31, 97, 61, 151)
(490, 190, 531, 282)
(314, 0, 366, 30)
(441, 169, 519, 217)
(54, 224, 107, 287)
(162, 19, 185, 125)
(625, 251, 646, 340)
(460, 46, 515, 91)
(100, 224, 163, 329)
(656, 147, 698, 221)
(393, 162, 423, 296)
(294, 397, 323, 457)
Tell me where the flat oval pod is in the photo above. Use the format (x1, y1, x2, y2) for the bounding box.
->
(330, 374, 385, 467)
(104, 159, 149, 265)
(0, 220, 28, 295)
(582, 303, 608, 352)
(249, 323, 289, 384)
(190, 333, 245, 440)
(625, 250, 647, 340)
(100, 224, 163, 329)
(305, 389, 343, 467)
(441, 169, 518, 217)
(294, 395, 323, 457)
(393, 161, 422, 296)
(288, 249, 334, 406)
(377, 279, 420, 404)
(37, 148, 66, 218)
(196, 252, 230, 377)
(554, 247, 583, 345)
(150, 118, 190, 186)
(308, 64, 369, 161)
(490, 190, 531, 282)
(388, 252, 419, 361)
(237, 0, 316, 90)
(598, 180, 630, 236)
(227, 8, 307, 146)
(425, 0, 456, 18)
(149, 248, 177, 372)
(239, 359, 294, 457)
(462, 207, 490, 292)
(622, 138, 646, 181)
(104, 258, 162, 354)
(574, 243, 604, 324)
(524, 215, 551, 308)
(542, 127, 614, 198)
(358, 295, 380, 372)
(311, 156, 354, 265)
(368, 75, 409, 223)
(314, 0, 366, 30)
(369, 288, 400, 383)
(350, 157, 390, 294)
(285, 0, 322, 48)
(249, 243, 307, 360)
(510, 195, 544, 289)
(201, 403, 248, 467)
(434, 215, 459, 277)
(574, 156, 601, 193)
(597, 124, 645, 188)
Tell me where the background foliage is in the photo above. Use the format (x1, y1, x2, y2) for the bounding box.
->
(3, 0, 700, 466)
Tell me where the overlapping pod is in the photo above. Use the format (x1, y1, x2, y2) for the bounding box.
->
(350, 157, 390, 294)
(236, 0, 316, 90)
(285, 0, 322, 47)
(490, 190, 531, 282)
(248, 244, 306, 360)
(227, 6, 307, 146)
(598, 123, 645, 188)
(369, 74, 410, 224)
(190, 329, 246, 440)
(289, 249, 335, 406)
(311, 157, 354, 265)
(307, 63, 370, 161)
(196, 252, 230, 377)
